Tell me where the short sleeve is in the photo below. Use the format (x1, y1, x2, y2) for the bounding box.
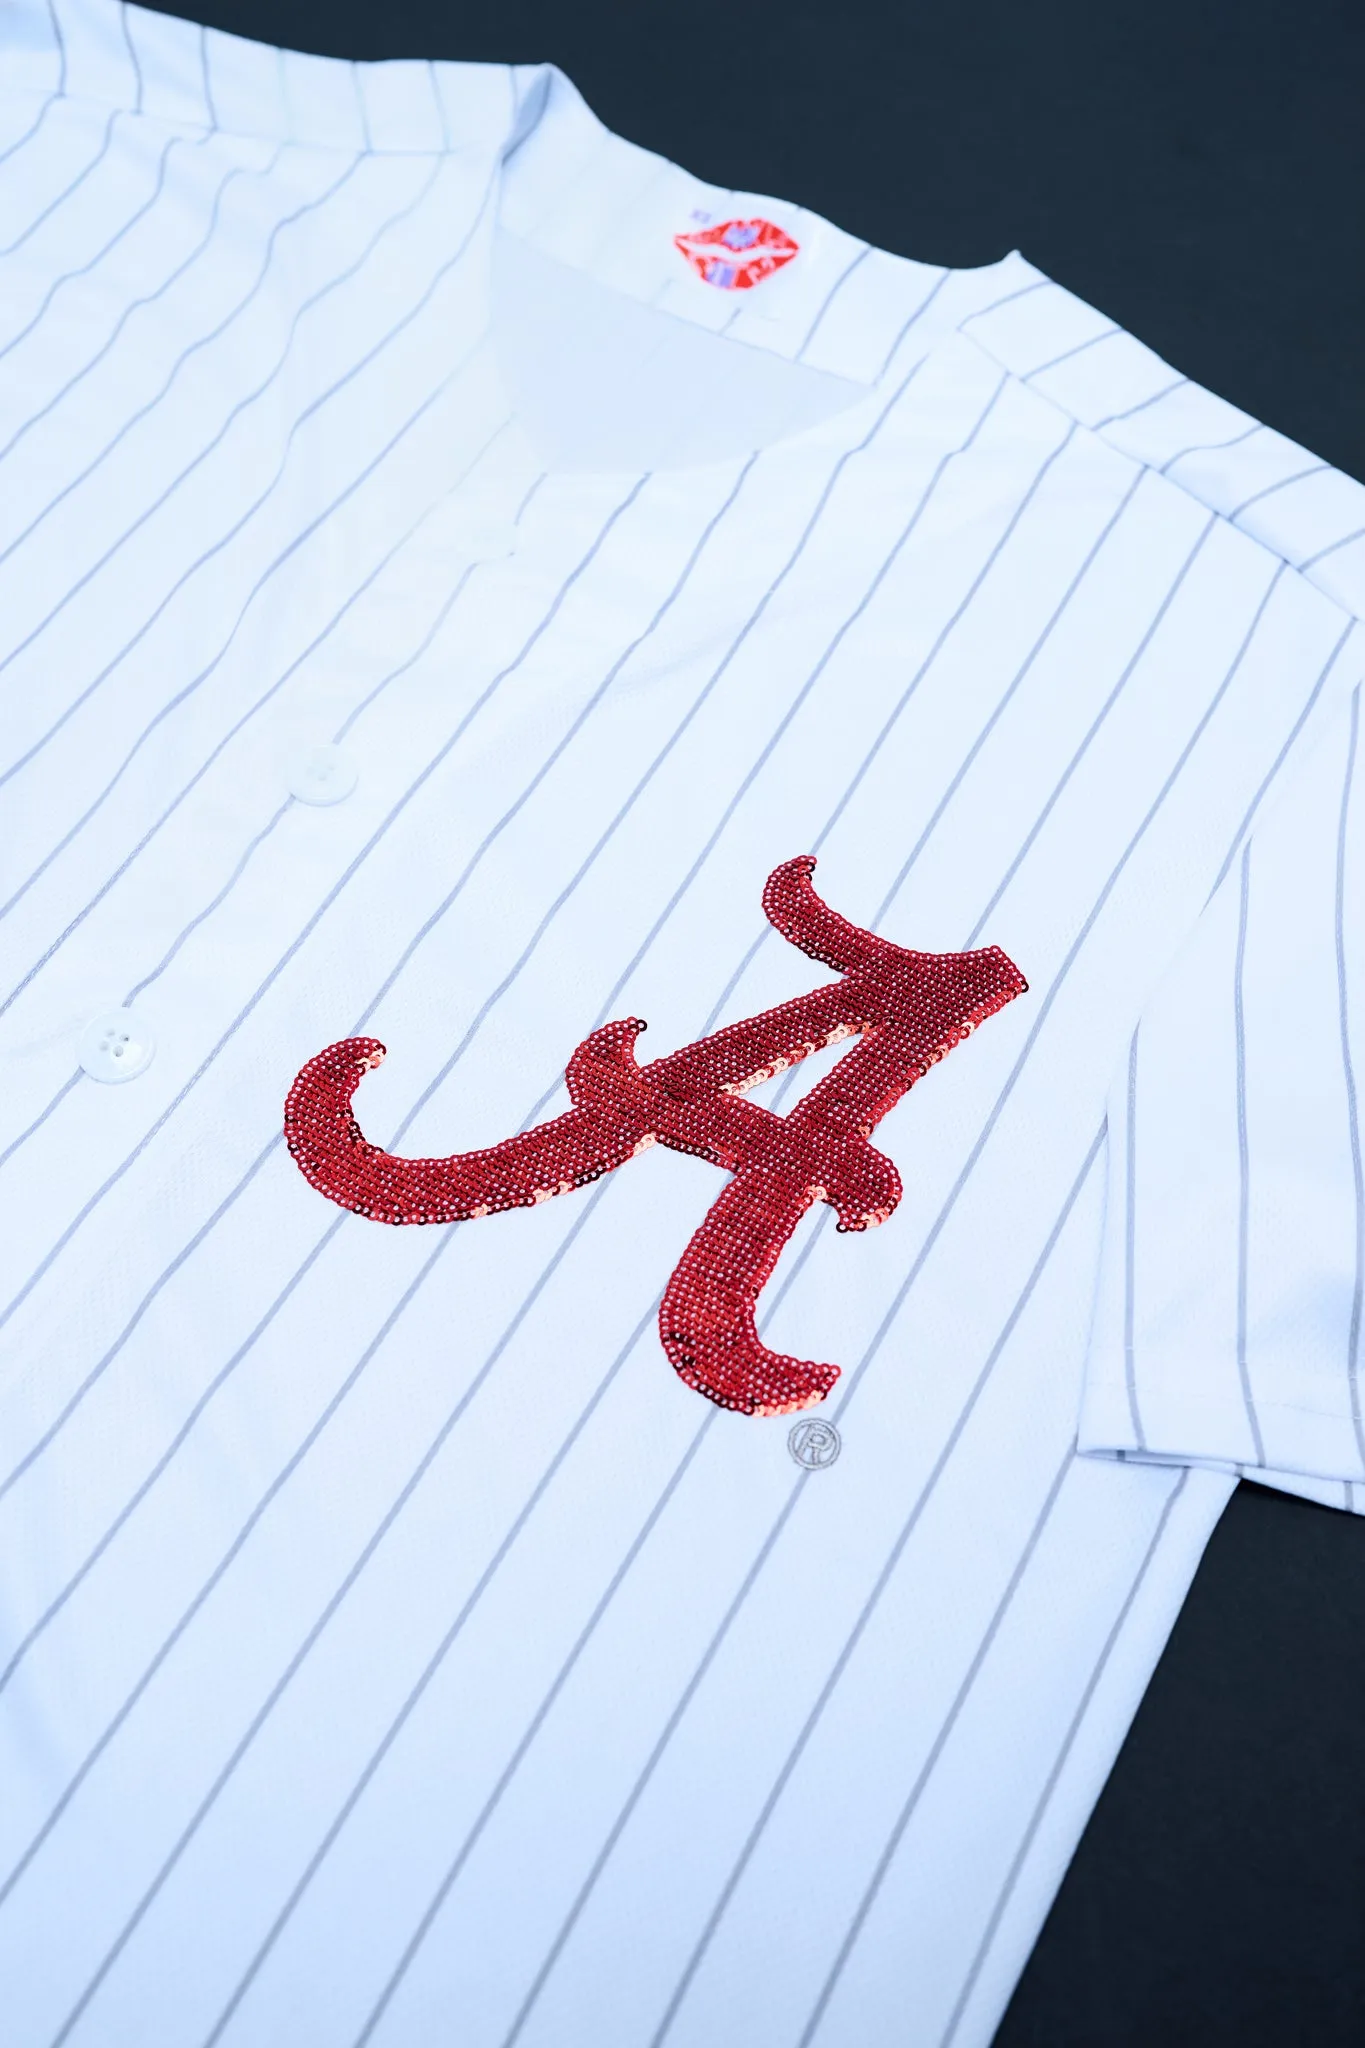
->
(961, 277, 1365, 621)
(963, 267, 1365, 1510)
(1079, 675, 1365, 1513)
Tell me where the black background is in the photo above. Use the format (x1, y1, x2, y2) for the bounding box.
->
(150, 4, 1365, 2041)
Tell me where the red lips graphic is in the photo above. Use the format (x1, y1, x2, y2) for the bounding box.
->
(673, 218, 800, 291)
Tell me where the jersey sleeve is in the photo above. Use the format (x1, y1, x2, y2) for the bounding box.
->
(1078, 672, 1365, 1511)
(959, 280, 1365, 621)
(957, 274, 1365, 1510)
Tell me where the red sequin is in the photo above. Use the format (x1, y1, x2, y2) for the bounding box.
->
(284, 858, 1026, 1417)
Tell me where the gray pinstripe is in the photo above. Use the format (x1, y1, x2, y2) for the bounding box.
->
(0, 143, 370, 602)
(0, 1072, 82, 1178)
(351, 58, 373, 154)
(54, 1012, 838, 2027)
(833, 567, 1290, 1443)
(0, 1135, 290, 1506)
(0, 511, 539, 1624)
(5, 1162, 568, 1925)
(1092, 374, 1188, 430)
(1229, 460, 1329, 524)
(338, 436, 785, 1046)
(0, 421, 521, 1177)
(1159, 419, 1260, 475)
(478, 511, 1293, 2033)
(963, 515, 1232, 946)
(198, 24, 217, 129)
(957, 276, 1049, 329)
(45, 1194, 652, 2046)
(271, 43, 289, 131)
(554, 410, 1112, 1111)
(54, 1186, 674, 2026)
(1233, 842, 1267, 1463)
(0, 138, 291, 470)
(559, 377, 1018, 1056)
(346, 442, 1261, 2037)
(397, 375, 1015, 1148)
(648, 1132, 1107, 2047)
(41, 374, 1032, 2016)
(869, 267, 949, 383)
(371, 364, 1000, 1098)
(337, 468, 548, 745)
(1023, 323, 1120, 382)
(1, 160, 501, 824)
(0, 149, 459, 826)
(869, 465, 1146, 927)
(32, 256, 924, 1434)
(462, 546, 1301, 2035)
(794, 1443, 1079, 2048)
(6, 367, 1021, 1982)
(1335, 688, 1365, 1468)
(799, 420, 1077, 866)
(0, 102, 117, 258)
(119, 1, 144, 114)
(0, 339, 937, 1360)
(0, 343, 484, 1011)
(215, 1309, 714, 2048)
(795, 243, 871, 362)
(936, 1470, 1191, 2047)
(355, 1141, 1091, 2047)
(1303, 523, 1365, 572)
(45, 0, 65, 91)
(0, 354, 955, 1717)
(0, 127, 194, 364)
(585, 432, 1188, 1110)
(509, 514, 1283, 2020)
(1203, 617, 1354, 904)
(1122, 1026, 1145, 1445)
(0, 93, 57, 171)
(0, 228, 1326, 2048)
(424, 60, 452, 154)
(493, 1449, 857, 2048)
(126, 800, 289, 1006)
(0, 332, 505, 1015)
(2, 441, 814, 1698)
(0, 470, 647, 1374)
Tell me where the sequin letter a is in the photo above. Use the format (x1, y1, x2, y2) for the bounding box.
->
(285, 859, 1026, 1417)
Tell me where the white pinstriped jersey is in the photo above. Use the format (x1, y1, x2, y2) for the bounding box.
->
(2, 5, 1364, 2045)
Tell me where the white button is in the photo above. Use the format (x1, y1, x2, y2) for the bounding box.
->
(451, 518, 518, 564)
(288, 743, 358, 806)
(79, 1008, 155, 1084)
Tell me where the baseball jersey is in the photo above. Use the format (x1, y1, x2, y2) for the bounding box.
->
(2, 4, 1364, 2045)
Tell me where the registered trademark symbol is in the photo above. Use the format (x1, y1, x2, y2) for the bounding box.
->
(787, 1418, 842, 1470)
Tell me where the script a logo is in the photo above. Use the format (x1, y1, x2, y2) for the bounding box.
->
(285, 858, 1026, 1418)
(673, 217, 800, 291)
